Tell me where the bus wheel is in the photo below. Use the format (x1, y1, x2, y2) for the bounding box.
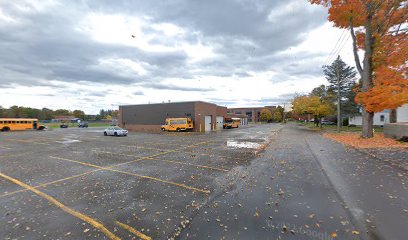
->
(176, 128, 180, 132)
(2, 127, 10, 132)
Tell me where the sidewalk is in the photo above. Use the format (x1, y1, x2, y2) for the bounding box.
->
(180, 124, 366, 239)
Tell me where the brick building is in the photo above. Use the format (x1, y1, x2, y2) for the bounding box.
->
(227, 106, 276, 122)
(119, 101, 231, 132)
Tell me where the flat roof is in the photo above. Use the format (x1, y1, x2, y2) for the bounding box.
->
(120, 100, 220, 107)
(228, 107, 270, 110)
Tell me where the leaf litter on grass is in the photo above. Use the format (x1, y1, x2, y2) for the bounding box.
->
(323, 133, 408, 149)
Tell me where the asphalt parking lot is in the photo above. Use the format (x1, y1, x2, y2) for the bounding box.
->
(0, 125, 278, 239)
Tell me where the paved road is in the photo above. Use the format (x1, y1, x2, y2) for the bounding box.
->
(181, 124, 408, 240)
(1, 124, 406, 239)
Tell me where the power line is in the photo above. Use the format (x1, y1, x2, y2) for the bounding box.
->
(324, 29, 345, 64)
(331, 34, 351, 62)
(324, 29, 347, 65)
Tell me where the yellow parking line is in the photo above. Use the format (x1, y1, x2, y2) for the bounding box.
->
(0, 145, 12, 149)
(183, 150, 229, 159)
(143, 142, 189, 147)
(107, 146, 165, 152)
(93, 149, 228, 172)
(91, 149, 143, 158)
(0, 169, 101, 199)
(0, 141, 209, 199)
(0, 171, 120, 240)
(50, 156, 210, 194)
(146, 157, 230, 172)
(115, 221, 152, 240)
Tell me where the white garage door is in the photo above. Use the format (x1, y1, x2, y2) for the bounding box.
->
(205, 115, 212, 131)
(216, 116, 224, 130)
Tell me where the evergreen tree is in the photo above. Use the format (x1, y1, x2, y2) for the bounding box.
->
(323, 56, 357, 131)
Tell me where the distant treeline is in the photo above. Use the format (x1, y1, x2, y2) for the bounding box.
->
(0, 106, 118, 121)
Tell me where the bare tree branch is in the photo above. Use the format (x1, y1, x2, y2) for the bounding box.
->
(349, 21, 363, 76)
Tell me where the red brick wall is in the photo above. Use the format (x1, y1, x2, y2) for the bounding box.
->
(119, 101, 227, 132)
(194, 102, 227, 132)
(124, 124, 162, 132)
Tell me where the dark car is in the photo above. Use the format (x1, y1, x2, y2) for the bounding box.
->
(60, 123, 68, 128)
(78, 122, 88, 128)
(321, 120, 336, 125)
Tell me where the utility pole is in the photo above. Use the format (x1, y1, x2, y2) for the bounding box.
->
(336, 57, 341, 133)
(111, 104, 114, 126)
(282, 103, 286, 123)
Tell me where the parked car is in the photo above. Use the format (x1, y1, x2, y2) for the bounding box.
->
(104, 126, 128, 136)
(321, 120, 336, 125)
(60, 123, 68, 128)
(78, 122, 88, 128)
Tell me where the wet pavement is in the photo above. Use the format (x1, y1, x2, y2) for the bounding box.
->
(180, 124, 408, 240)
(0, 124, 275, 239)
(0, 124, 407, 239)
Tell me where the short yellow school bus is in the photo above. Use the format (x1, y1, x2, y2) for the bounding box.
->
(223, 118, 240, 129)
(0, 118, 45, 132)
(161, 118, 194, 132)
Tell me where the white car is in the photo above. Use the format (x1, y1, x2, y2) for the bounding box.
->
(104, 126, 128, 136)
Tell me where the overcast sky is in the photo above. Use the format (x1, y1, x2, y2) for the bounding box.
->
(0, 0, 356, 114)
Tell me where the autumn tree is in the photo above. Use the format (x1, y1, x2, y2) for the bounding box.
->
(54, 109, 72, 116)
(292, 95, 334, 127)
(323, 56, 358, 132)
(260, 109, 272, 122)
(309, 0, 408, 138)
(73, 110, 85, 119)
(273, 106, 285, 122)
(39, 108, 54, 120)
(0, 106, 86, 120)
(310, 84, 336, 103)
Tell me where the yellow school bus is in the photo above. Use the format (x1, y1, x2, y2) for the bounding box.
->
(223, 117, 240, 129)
(0, 118, 45, 131)
(161, 118, 194, 132)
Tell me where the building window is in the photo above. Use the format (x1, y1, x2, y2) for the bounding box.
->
(380, 115, 385, 122)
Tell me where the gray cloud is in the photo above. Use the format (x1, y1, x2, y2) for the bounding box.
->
(141, 82, 214, 92)
(248, 93, 296, 105)
(0, 0, 328, 110)
(132, 90, 144, 95)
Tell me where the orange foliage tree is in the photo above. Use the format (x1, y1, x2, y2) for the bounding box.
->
(309, 0, 407, 138)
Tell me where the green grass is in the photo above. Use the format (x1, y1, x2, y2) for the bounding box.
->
(299, 122, 384, 132)
(43, 122, 111, 129)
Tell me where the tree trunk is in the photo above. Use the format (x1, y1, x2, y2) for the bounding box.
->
(362, 109, 374, 138)
(361, 10, 375, 138)
(390, 109, 397, 123)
